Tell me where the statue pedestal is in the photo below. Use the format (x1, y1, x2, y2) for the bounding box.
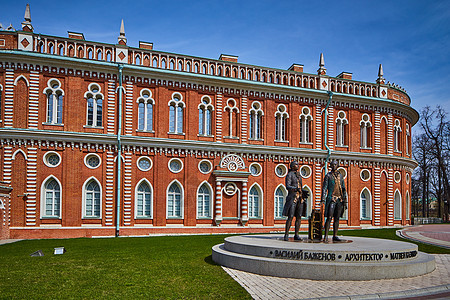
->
(212, 234, 435, 280)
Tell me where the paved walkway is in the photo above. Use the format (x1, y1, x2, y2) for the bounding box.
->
(0, 239, 22, 246)
(223, 254, 450, 300)
(398, 224, 450, 249)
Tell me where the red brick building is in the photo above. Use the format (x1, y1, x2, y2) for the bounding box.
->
(0, 6, 418, 239)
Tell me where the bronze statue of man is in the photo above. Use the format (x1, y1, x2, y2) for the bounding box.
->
(283, 161, 308, 241)
(321, 160, 347, 242)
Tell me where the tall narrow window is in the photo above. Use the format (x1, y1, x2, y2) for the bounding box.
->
(44, 79, 64, 124)
(274, 186, 286, 218)
(249, 101, 264, 140)
(275, 104, 289, 141)
(394, 119, 402, 152)
(84, 179, 101, 218)
(249, 186, 261, 218)
(43, 178, 61, 217)
(136, 181, 152, 217)
(198, 96, 214, 136)
(299, 107, 312, 143)
(406, 123, 410, 155)
(168, 93, 185, 134)
(167, 182, 182, 218)
(360, 188, 371, 220)
(85, 83, 103, 127)
(394, 190, 401, 220)
(360, 113, 372, 148)
(224, 99, 239, 137)
(197, 183, 211, 218)
(336, 111, 348, 147)
(137, 89, 154, 131)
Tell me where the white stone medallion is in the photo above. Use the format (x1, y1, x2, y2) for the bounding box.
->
(212, 234, 435, 281)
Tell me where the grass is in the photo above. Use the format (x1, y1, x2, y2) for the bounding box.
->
(0, 235, 251, 299)
(0, 228, 448, 299)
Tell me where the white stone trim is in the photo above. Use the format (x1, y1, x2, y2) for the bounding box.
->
(168, 158, 183, 173)
(134, 178, 153, 219)
(43, 151, 61, 168)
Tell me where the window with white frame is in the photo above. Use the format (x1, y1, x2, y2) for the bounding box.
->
(360, 188, 371, 220)
(44, 79, 64, 124)
(406, 123, 410, 155)
(299, 107, 312, 143)
(360, 114, 372, 148)
(197, 183, 211, 218)
(249, 101, 263, 140)
(198, 96, 214, 136)
(85, 83, 103, 127)
(137, 89, 154, 131)
(168, 93, 185, 134)
(84, 179, 101, 218)
(275, 104, 289, 141)
(336, 111, 348, 146)
(224, 98, 239, 137)
(167, 181, 183, 218)
(248, 185, 261, 218)
(136, 180, 152, 218)
(406, 192, 410, 220)
(394, 119, 402, 152)
(274, 186, 286, 218)
(394, 190, 401, 220)
(43, 178, 61, 217)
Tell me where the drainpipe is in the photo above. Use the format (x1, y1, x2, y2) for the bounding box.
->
(322, 91, 333, 174)
(115, 64, 124, 237)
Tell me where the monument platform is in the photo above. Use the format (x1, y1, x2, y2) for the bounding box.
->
(212, 234, 436, 280)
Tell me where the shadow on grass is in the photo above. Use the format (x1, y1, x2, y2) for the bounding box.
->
(204, 255, 217, 266)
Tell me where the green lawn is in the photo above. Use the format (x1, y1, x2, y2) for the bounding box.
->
(0, 228, 448, 299)
(0, 235, 251, 299)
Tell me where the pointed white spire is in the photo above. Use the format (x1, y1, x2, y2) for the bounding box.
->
(319, 53, 325, 67)
(117, 19, 127, 45)
(120, 19, 125, 36)
(24, 4, 31, 22)
(378, 64, 384, 77)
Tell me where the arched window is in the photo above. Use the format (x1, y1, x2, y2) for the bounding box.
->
(394, 119, 402, 152)
(77, 46, 84, 58)
(38, 41, 44, 53)
(240, 69, 245, 79)
(224, 98, 239, 137)
(203, 64, 207, 74)
(210, 65, 215, 75)
(360, 188, 371, 220)
(274, 186, 286, 218)
(360, 114, 372, 148)
(269, 74, 274, 83)
(85, 83, 103, 127)
(170, 59, 175, 70)
(254, 72, 259, 81)
(137, 89, 154, 131)
(394, 190, 402, 220)
(233, 68, 238, 78)
(153, 58, 158, 68)
(225, 67, 230, 77)
(43, 178, 61, 217)
(87, 48, 93, 59)
(178, 61, 183, 71)
(167, 181, 183, 218)
(299, 107, 312, 143)
(217, 66, 222, 76)
(249, 185, 261, 218)
(406, 123, 410, 155)
(198, 96, 214, 136)
(135, 55, 141, 65)
(186, 61, 191, 72)
(275, 104, 289, 141)
(48, 43, 54, 54)
(44, 79, 64, 124)
(276, 75, 280, 84)
(336, 111, 348, 146)
(249, 101, 263, 140)
(106, 51, 112, 62)
(68, 45, 74, 57)
(84, 179, 101, 217)
(97, 49, 102, 60)
(161, 58, 166, 69)
(262, 73, 267, 82)
(136, 180, 152, 218)
(406, 192, 410, 220)
(58, 45, 64, 56)
(168, 93, 185, 133)
(195, 63, 199, 73)
(197, 183, 211, 218)
(247, 70, 252, 80)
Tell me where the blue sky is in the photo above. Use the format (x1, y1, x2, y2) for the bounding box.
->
(1, 0, 450, 119)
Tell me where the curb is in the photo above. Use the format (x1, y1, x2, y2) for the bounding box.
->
(397, 229, 450, 249)
(302, 284, 450, 299)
